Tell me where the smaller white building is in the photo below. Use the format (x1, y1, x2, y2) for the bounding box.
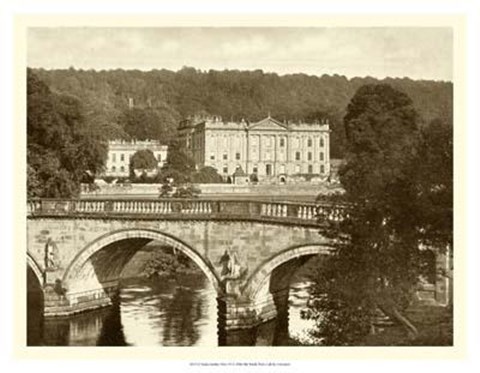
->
(103, 140, 168, 178)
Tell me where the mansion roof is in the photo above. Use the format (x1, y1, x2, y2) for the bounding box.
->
(107, 139, 168, 151)
(179, 115, 329, 133)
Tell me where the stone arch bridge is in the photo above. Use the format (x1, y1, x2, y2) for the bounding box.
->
(27, 198, 450, 345)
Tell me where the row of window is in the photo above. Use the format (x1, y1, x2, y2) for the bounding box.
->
(110, 153, 163, 162)
(110, 166, 126, 173)
(209, 152, 325, 161)
(207, 135, 326, 149)
(220, 164, 326, 175)
(296, 152, 325, 161)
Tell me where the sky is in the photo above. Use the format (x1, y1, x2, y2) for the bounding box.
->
(27, 27, 453, 81)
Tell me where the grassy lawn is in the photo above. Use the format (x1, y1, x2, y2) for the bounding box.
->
(358, 303, 453, 346)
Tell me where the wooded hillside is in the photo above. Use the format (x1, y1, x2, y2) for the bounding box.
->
(32, 67, 453, 158)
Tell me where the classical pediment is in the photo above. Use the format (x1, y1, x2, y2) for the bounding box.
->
(248, 116, 288, 131)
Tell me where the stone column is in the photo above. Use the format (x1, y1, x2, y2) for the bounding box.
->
(217, 296, 258, 346)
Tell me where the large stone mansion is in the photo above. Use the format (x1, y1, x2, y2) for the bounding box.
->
(178, 115, 330, 183)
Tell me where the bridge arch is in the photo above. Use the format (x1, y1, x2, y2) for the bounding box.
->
(27, 253, 44, 287)
(244, 244, 334, 300)
(62, 228, 222, 294)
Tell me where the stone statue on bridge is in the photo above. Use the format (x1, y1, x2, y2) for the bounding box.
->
(44, 238, 58, 271)
(219, 249, 247, 297)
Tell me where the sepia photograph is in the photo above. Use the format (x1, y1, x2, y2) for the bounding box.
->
(21, 17, 458, 354)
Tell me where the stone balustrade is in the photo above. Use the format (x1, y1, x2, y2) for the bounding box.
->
(27, 198, 348, 225)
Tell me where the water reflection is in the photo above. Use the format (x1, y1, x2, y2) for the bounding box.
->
(118, 276, 217, 346)
(28, 275, 318, 346)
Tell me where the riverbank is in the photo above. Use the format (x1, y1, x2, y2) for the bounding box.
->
(81, 182, 344, 201)
(285, 254, 453, 346)
(120, 243, 202, 279)
(287, 301, 453, 346)
(358, 302, 453, 346)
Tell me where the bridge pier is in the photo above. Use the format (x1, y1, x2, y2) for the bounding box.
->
(217, 288, 291, 346)
(43, 283, 118, 317)
(217, 256, 299, 346)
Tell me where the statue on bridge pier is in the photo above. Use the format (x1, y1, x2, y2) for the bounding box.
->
(44, 238, 58, 271)
(219, 249, 247, 298)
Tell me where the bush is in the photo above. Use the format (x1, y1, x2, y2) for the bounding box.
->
(190, 166, 224, 184)
(172, 184, 201, 198)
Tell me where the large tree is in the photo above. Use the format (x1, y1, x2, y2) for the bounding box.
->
(159, 140, 196, 184)
(411, 118, 453, 249)
(27, 69, 107, 197)
(129, 149, 158, 180)
(307, 84, 452, 344)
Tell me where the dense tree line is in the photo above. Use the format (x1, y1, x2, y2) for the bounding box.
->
(27, 69, 108, 197)
(31, 67, 453, 158)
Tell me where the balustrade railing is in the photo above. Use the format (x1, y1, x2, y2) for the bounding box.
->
(27, 198, 348, 225)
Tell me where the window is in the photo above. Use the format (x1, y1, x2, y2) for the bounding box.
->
(320, 152, 324, 161)
(120, 153, 124, 161)
(307, 138, 312, 147)
(223, 166, 228, 174)
(295, 164, 301, 173)
(266, 164, 272, 176)
(280, 138, 285, 147)
(210, 153, 215, 160)
(112, 153, 116, 162)
(295, 151, 301, 161)
(111, 166, 116, 172)
(236, 152, 241, 160)
(320, 137, 325, 147)
(120, 166, 125, 172)
(279, 164, 286, 174)
(320, 165, 325, 174)
(223, 153, 228, 160)
(308, 165, 313, 174)
(308, 152, 312, 161)
(253, 166, 258, 174)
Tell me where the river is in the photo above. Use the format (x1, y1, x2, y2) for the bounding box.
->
(27, 274, 321, 346)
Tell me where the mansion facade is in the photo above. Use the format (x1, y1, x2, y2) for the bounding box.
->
(178, 115, 330, 183)
(103, 140, 168, 178)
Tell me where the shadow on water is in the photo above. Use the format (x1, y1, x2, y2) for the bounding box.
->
(27, 266, 44, 346)
(96, 294, 128, 346)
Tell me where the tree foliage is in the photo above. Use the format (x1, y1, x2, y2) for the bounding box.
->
(411, 119, 453, 248)
(142, 248, 201, 277)
(130, 149, 158, 171)
(27, 69, 108, 197)
(119, 106, 178, 143)
(190, 166, 224, 184)
(306, 84, 453, 345)
(160, 140, 196, 184)
(32, 67, 453, 158)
